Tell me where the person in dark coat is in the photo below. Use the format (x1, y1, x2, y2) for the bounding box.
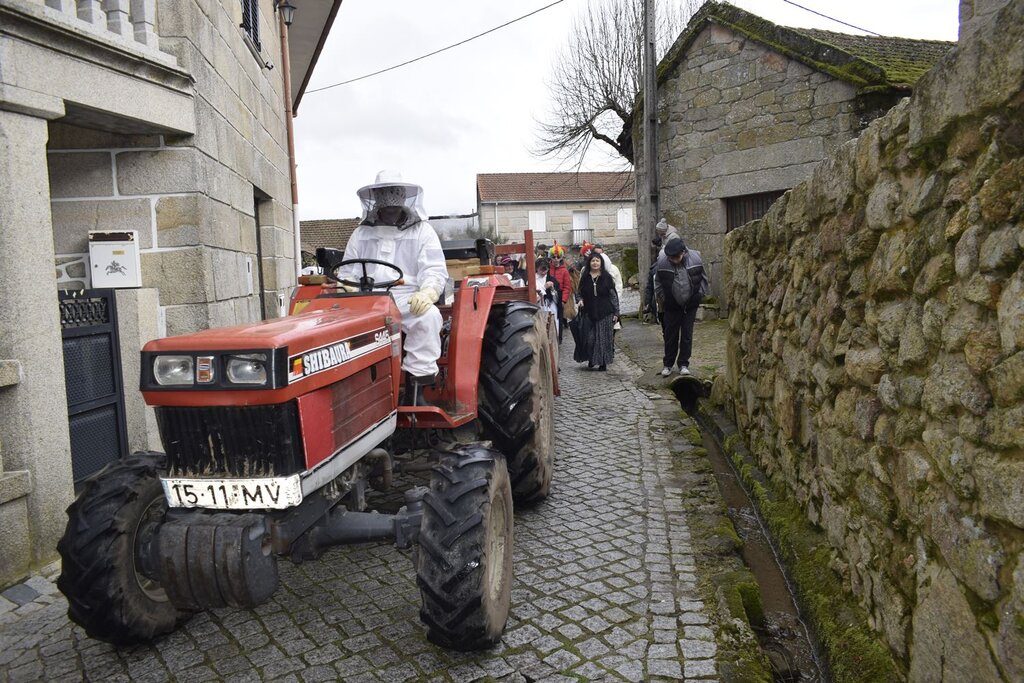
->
(576, 252, 619, 370)
(654, 237, 709, 376)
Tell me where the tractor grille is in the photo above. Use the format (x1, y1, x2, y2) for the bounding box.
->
(156, 403, 304, 477)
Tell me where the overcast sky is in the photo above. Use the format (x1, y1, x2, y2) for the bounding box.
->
(293, 0, 960, 221)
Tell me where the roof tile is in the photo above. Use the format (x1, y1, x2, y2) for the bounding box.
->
(477, 172, 634, 203)
(299, 217, 361, 253)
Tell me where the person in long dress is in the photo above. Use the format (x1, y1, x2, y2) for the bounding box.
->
(576, 252, 618, 371)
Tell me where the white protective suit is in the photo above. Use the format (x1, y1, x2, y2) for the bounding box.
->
(339, 171, 448, 378)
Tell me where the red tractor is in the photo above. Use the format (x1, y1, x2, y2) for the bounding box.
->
(56, 234, 557, 651)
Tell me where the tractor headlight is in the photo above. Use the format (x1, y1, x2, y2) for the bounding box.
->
(153, 356, 194, 385)
(225, 353, 268, 385)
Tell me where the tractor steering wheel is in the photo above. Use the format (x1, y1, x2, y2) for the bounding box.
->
(328, 258, 404, 292)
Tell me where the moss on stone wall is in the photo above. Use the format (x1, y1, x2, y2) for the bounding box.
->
(723, 437, 903, 683)
(621, 246, 638, 284)
(721, 3, 1024, 678)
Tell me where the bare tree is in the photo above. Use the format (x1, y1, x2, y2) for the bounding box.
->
(536, 0, 699, 166)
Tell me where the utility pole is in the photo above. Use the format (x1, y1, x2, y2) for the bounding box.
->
(640, 0, 659, 302)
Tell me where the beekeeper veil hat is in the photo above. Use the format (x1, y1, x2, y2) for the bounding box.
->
(357, 169, 427, 229)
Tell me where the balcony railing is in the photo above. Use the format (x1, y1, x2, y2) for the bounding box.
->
(42, 0, 160, 55)
(571, 227, 593, 246)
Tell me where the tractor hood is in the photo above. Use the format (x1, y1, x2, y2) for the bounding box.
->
(141, 294, 402, 406)
(144, 296, 397, 354)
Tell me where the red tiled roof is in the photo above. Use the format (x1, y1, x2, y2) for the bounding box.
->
(477, 172, 635, 203)
(299, 218, 361, 253)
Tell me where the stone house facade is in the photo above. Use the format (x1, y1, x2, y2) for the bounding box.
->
(0, 0, 340, 587)
(477, 172, 636, 250)
(633, 2, 953, 302)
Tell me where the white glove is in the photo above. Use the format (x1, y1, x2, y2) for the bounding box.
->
(408, 286, 439, 316)
(338, 282, 359, 292)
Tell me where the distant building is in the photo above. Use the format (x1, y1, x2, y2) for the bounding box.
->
(477, 172, 636, 248)
(300, 217, 362, 264)
(428, 214, 482, 242)
(634, 1, 953, 300)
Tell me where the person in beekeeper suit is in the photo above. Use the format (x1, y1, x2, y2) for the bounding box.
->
(339, 170, 448, 406)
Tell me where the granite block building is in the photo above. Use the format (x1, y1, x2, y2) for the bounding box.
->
(0, 0, 340, 587)
(477, 172, 636, 249)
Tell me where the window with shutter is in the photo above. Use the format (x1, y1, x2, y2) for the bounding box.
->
(725, 191, 786, 232)
(241, 0, 261, 52)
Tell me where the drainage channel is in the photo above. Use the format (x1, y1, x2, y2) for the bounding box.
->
(674, 381, 828, 683)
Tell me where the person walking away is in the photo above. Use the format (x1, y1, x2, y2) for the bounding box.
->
(654, 237, 709, 377)
(339, 170, 448, 405)
(577, 252, 619, 371)
(548, 245, 572, 342)
(534, 258, 561, 337)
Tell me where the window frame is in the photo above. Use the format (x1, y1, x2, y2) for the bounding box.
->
(241, 0, 262, 53)
(528, 210, 546, 233)
(616, 207, 634, 231)
(725, 191, 787, 232)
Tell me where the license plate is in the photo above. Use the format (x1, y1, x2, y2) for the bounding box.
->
(161, 475, 303, 510)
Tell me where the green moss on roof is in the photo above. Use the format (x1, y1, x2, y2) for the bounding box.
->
(658, 1, 953, 91)
(797, 28, 952, 85)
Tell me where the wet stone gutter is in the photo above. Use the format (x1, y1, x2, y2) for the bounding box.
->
(617, 318, 774, 682)
(694, 395, 902, 683)
(619, 313, 901, 682)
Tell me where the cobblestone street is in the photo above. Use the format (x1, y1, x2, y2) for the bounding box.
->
(0, 315, 722, 682)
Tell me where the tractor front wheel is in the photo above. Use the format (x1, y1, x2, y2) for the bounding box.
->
(479, 301, 556, 505)
(416, 444, 513, 650)
(57, 452, 187, 644)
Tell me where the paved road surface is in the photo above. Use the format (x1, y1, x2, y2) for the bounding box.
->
(0, 316, 719, 682)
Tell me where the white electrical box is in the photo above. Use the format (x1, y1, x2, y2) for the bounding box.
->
(89, 231, 142, 288)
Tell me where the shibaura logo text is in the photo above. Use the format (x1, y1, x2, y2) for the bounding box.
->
(288, 329, 390, 383)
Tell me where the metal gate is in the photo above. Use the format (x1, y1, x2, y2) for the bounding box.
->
(59, 289, 129, 484)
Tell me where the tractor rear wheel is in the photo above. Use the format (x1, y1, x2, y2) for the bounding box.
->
(416, 444, 513, 650)
(57, 452, 187, 644)
(479, 301, 556, 505)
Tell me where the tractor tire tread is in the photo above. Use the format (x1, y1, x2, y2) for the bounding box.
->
(56, 451, 187, 645)
(478, 303, 556, 505)
(416, 445, 513, 651)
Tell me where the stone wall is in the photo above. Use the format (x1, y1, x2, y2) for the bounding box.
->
(959, 0, 1012, 39)
(0, 363, 31, 586)
(481, 200, 637, 248)
(635, 21, 903, 303)
(722, 4, 1024, 679)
